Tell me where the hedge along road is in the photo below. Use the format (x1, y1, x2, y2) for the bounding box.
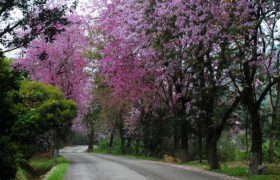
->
(60, 146, 240, 180)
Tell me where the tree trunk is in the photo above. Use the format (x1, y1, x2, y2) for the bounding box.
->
(269, 107, 276, 163)
(180, 120, 189, 162)
(51, 130, 55, 159)
(248, 106, 262, 175)
(53, 129, 59, 162)
(118, 117, 125, 154)
(87, 127, 94, 152)
(126, 137, 131, 154)
(198, 123, 203, 163)
(120, 135, 125, 154)
(245, 109, 249, 161)
(206, 129, 220, 169)
(136, 139, 140, 154)
(268, 132, 275, 163)
(173, 122, 180, 157)
(108, 129, 114, 150)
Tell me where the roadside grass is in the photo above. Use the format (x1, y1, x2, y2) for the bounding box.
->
(29, 154, 68, 179)
(246, 175, 280, 180)
(213, 166, 247, 177)
(122, 154, 161, 161)
(29, 156, 55, 174)
(183, 161, 280, 180)
(180, 161, 210, 170)
(93, 149, 160, 161)
(47, 156, 69, 180)
(15, 167, 29, 180)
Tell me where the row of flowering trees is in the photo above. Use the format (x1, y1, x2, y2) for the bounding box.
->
(94, 0, 280, 175)
(15, 0, 280, 176)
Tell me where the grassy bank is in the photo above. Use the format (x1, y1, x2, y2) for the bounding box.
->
(47, 156, 69, 180)
(29, 156, 56, 175)
(15, 167, 29, 180)
(179, 161, 280, 180)
(15, 155, 68, 180)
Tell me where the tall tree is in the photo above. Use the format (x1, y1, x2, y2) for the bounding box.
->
(16, 14, 92, 129)
(0, 0, 73, 55)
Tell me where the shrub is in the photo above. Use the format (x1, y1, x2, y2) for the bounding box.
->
(0, 136, 18, 179)
(236, 150, 247, 161)
(262, 140, 280, 163)
(15, 167, 28, 180)
(218, 134, 237, 162)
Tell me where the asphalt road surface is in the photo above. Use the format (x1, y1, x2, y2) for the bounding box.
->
(61, 146, 239, 180)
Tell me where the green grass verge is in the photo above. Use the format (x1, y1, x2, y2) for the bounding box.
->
(47, 156, 69, 180)
(213, 166, 247, 177)
(15, 167, 29, 180)
(121, 154, 161, 161)
(93, 149, 161, 161)
(183, 161, 280, 180)
(181, 161, 210, 170)
(29, 156, 55, 173)
(246, 175, 280, 180)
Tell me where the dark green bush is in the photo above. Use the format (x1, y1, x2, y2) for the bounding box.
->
(95, 138, 145, 155)
(0, 136, 18, 180)
(263, 140, 280, 163)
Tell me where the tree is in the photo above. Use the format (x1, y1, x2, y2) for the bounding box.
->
(17, 81, 77, 158)
(226, 1, 280, 174)
(82, 102, 101, 152)
(16, 14, 92, 130)
(97, 0, 280, 172)
(98, 0, 248, 168)
(0, 57, 22, 179)
(0, 0, 72, 55)
(38, 99, 77, 158)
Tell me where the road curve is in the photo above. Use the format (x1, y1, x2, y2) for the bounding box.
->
(61, 146, 239, 180)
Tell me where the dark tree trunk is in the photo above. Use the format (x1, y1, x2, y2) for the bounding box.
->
(173, 122, 180, 157)
(53, 129, 59, 162)
(198, 124, 203, 163)
(108, 129, 115, 150)
(269, 106, 277, 163)
(126, 137, 131, 154)
(87, 127, 94, 152)
(135, 139, 140, 154)
(248, 106, 262, 175)
(180, 120, 189, 162)
(245, 109, 249, 160)
(120, 136, 125, 154)
(118, 114, 125, 154)
(207, 143, 219, 169)
(51, 130, 55, 159)
(268, 132, 275, 163)
(206, 131, 220, 169)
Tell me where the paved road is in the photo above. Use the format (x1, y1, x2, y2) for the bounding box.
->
(61, 146, 238, 180)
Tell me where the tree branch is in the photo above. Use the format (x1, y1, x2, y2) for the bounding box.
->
(257, 75, 280, 108)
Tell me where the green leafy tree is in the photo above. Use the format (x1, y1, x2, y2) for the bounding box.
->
(38, 98, 77, 158)
(0, 57, 22, 179)
(15, 81, 77, 158)
(83, 102, 101, 152)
